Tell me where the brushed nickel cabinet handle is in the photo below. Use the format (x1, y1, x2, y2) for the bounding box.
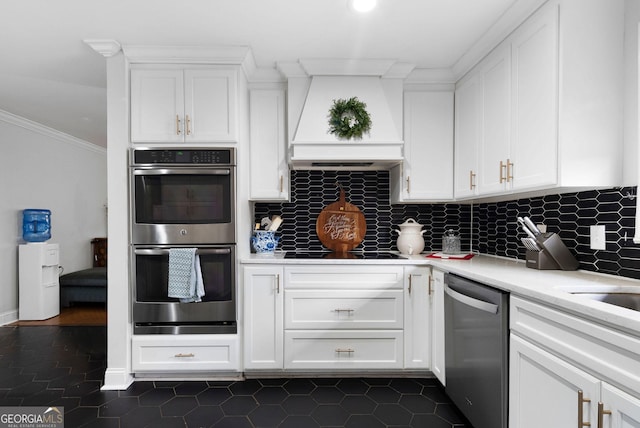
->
(186, 115, 191, 135)
(428, 275, 433, 296)
(279, 175, 283, 193)
(507, 158, 513, 182)
(335, 348, 354, 354)
(470, 170, 476, 190)
(500, 160, 506, 183)
(332, 309, 355, 314)
(406, 176, 411, 193)
(408, 275, 412, 295)
(174, 353, 194, 358)
(176, 115, 181, 135)
(578, 390, 591, 428)
(275, 274, 280, 294)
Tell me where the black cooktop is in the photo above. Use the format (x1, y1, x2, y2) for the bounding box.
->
(284, 251, 401, 260)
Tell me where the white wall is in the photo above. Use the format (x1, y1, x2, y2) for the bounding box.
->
(0, 111, 107, 324)
(624, 0, 640, 185)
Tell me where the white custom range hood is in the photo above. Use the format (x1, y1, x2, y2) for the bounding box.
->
(278, 60, 414, 170)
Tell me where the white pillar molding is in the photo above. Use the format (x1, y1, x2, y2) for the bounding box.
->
(83, 39, 122, 58)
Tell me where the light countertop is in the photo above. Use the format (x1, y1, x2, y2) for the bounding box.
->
(241, 252, 640, 336)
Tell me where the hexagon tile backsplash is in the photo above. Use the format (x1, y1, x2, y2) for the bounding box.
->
(254, 170, 640, 280)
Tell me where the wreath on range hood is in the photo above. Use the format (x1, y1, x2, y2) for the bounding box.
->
(328, 97, 372, 140)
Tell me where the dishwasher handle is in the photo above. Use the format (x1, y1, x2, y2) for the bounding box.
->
(445, 284, 499, 314)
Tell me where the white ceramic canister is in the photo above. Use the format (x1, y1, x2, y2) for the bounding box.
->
(394, 218, 426, 255)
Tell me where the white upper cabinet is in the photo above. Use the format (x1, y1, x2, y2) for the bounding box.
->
(131, 67, 238, 143)
(477, 43, 512, 195)
(390, 90, 454, 203)
(453, 75, 481, 198)
(454, 0, 623, 199)
(249, 88, 289, 201)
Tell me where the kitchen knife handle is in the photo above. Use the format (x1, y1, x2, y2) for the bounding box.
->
(523, 217, 541, 235)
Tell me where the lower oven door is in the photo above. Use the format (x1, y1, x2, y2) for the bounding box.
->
(132, 245, 236, 334)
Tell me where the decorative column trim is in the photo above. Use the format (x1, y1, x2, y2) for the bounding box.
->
(84, 39, 122, 58)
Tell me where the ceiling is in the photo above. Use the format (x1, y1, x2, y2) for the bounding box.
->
(1, 0, 535, 148)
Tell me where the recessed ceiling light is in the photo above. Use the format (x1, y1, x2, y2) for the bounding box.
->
(350, 0, 377, 13)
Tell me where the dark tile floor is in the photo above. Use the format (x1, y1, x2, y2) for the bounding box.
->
(0, 326, 472, 427)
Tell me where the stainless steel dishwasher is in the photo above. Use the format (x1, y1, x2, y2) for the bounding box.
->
(444, 273, 509, 428)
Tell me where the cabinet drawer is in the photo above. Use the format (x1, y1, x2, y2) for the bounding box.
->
(284, 330, 403, 369)
(132, 335, 239, 372)
(285, 266, 404, 290)
(285, 290, 403, 329)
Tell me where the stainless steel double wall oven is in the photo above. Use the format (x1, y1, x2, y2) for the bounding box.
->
(130, 148, 236, 334)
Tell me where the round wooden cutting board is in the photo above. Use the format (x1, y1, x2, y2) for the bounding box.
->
(316, 185, 366, 253)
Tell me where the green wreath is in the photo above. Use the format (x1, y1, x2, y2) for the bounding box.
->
(328, 97, 372, 140)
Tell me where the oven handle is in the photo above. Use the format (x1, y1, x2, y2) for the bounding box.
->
(445, 284, 499, 314)
(132, 168, 231, 176)
(134, 248, 232, 256)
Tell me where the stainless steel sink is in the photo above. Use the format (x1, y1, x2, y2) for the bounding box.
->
(554, 284, 640, 312)
(569, 292, 640, 312)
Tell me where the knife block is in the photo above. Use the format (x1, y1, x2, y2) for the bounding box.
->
(525, 232, 579, 271)
(525, 249, 561, 270)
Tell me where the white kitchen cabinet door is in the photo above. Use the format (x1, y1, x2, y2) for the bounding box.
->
(184, 68, 238, 143)
(391, 91, 453, 203)
(477, 43, 511, 196)
(509, 2, 558, 191)
(243, 266, 284, 370)
(249, 88, 289, 201)
(453, 74, 481, 199)
(131, 68, 237, 143)
(131, 69, 184, 143)
(601, 383, 640, 428)
(510, 334, 601, 428)
(430, 269, 445, 385)
(403, 266, 431, 369)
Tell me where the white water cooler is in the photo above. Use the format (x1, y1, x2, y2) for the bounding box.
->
(19, 243, 60, 320)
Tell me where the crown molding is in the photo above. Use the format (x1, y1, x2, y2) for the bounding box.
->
(0, 110, 106, 155)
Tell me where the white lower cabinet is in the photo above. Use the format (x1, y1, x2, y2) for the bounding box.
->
(243, 265, 284, 370)
(243, 264, 435, 373)
(131, 335, 239, 372)
(510, 296, 640, 428)
(430, 269, 445, 385)
(404, 266, 431, 369)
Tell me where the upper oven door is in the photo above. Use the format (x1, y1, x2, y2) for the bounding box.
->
(131, 167, 235, 244)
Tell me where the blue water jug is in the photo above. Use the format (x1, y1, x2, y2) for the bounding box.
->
(22, 209, 51, 242)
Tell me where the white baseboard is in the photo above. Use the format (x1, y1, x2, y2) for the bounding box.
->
(0, 309, 18, 326)
(102, 368, 134, 391)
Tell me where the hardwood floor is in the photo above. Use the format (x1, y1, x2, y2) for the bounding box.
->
(9, 303, 106, 326)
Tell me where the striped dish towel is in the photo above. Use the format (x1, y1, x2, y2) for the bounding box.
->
(168, 248, 205, 303)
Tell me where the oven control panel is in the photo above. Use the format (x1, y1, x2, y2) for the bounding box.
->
(132, 149, 234, 165)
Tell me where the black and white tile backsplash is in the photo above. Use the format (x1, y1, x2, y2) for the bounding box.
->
(254, 170, 640, 280)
